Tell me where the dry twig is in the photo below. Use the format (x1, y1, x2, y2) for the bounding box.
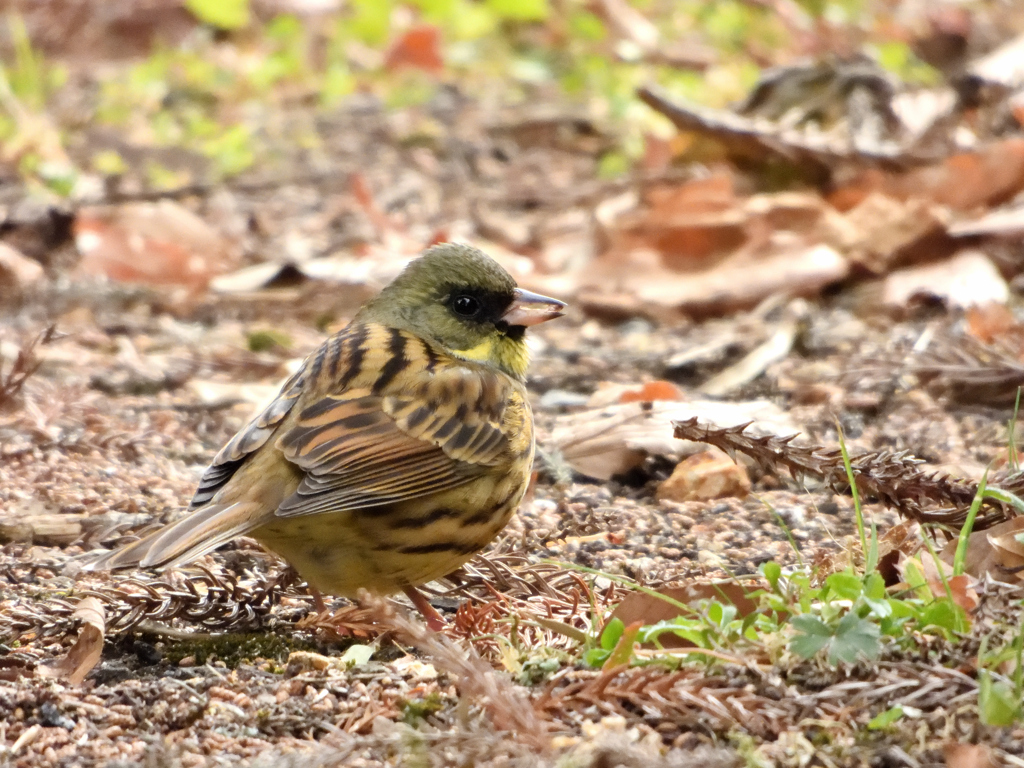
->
(674, 417, 1018, 531)
(0, 324, 56, 410)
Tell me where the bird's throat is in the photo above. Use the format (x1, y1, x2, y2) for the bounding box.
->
(452, 334, 530, 380)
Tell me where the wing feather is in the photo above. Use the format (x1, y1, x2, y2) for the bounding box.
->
(273, 367, 518, 519)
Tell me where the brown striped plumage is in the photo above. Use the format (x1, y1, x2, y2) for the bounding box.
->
(87, 244, 564, 627)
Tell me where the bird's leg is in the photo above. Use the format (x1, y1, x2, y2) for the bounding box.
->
(310, 587, 327, 613)
(402, 586, 447, 631)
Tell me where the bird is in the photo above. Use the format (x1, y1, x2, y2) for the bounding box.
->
(87, 243, 565, 629)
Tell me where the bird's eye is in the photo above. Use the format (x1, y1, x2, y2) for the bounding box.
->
(451, 294, 481, 318)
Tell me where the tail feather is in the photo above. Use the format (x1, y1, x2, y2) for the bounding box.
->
(85, 502, 262, 572)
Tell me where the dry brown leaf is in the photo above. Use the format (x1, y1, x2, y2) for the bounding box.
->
(943, 575, 980, 612)
(831, 193, 948, 274)
(944, 742, 997, 768)
(383, 24, 444, 74)
(949, 202, 1024, 237)
(618, 380, 685, 403)
(0, 242, 44, 293)
(882, 250, 1008, 310)
(38, 596, 106, 685)
(589, 244, 849, 318)
(656, 449, 751, 502)
(550, 399, 799, 481)
(940, 517, 1024, 581)
(965, 303, 1018, 345)
(839, 139, 1024, 211)
(876, 521, 922, 586)
(74, 201, 240, 290)
(897, 552, 979, 610)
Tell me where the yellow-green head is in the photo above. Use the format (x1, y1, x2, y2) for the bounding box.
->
(356, 243, 565, 380)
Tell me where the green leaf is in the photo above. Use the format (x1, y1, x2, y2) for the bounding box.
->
(762, 561, 782, 591)
(826, 572, 863, 601)
(448, 0, 498, 40)
(706, 601, 736, 627)
(867, 705, 903, 730)
(603, 622, 641, 670)
(185, 0, 250, 30)
(829, 612, 880, 664)
(984, 487, 1024, 513)
(350, 0, 393, 46)
(485, 0, 549, 21)
(641, 619, 707, 648)
(321, 65, 356, 107)
(600, 618, 624, 651)
(582, 648, 611, 668)
(953, 467, 989, 576)
(863, 597, 893, 620)
(919, 598, 969, 635)
(789, 614, 831, 659)
(568, 11, 606, 41)
(979, 670, 1021, 726)
(863, 572, 886, 600)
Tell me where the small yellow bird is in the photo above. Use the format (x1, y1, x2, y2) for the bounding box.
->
(88, 243, 565, 628)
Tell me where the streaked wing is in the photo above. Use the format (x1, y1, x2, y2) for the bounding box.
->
(274, 367, 516, 519)
(188, 369, 306, 509)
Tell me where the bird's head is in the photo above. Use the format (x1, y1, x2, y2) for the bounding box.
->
(357, 243, 565, 380)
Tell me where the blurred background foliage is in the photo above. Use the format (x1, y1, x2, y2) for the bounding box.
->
(0, 0, 943, 192)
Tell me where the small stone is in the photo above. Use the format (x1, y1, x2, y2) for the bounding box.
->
(656, 450, 751, 502)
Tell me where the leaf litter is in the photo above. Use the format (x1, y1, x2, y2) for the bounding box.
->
(10, 2, 1024, 767)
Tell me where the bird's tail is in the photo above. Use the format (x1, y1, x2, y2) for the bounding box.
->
(84, 502, 262, 572)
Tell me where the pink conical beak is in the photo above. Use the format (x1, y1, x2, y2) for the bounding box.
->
(502, 288, 566, 327)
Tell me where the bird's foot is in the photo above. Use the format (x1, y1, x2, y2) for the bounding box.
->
(402, 586, 447, 631)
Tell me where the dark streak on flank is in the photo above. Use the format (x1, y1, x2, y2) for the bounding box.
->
(462, 507, 497, 526)
(396, 541, 479, 555)
(337, 324, 369, 390)
(388, 507, 462, 529)
(374, 329, 408, 393)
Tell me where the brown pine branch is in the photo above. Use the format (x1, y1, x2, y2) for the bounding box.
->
(673, 418, 1016, 532)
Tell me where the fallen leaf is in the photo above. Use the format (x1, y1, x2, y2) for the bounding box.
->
(549, 398, 800, 481)
(965, 303, 1017, 344)
(74, 201, 239, 290)
(618, 380, 685, 403)
(656, 448, 751, 502)
(949, 202, 1024, 237)
(0, 242, 44, 295)
(384, 24, 444, 74)
(831, 193, 949, 274)
(582, 242, 848, 319)
(944, 742, 996, 768)
(882, 250, 1008, 310)
(939, 517, 1024, 582)
(38, 596, 105, 685)
(841, 139, 1024, 211)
